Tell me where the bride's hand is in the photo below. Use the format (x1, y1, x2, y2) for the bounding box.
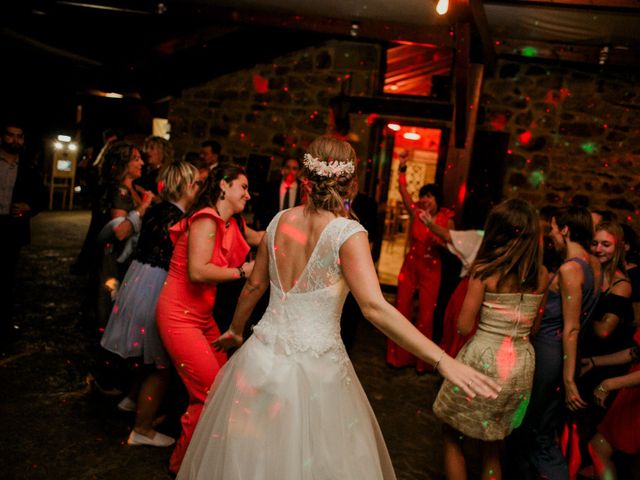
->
(437, 354, 502, 399)
(212, 329, 244, 351)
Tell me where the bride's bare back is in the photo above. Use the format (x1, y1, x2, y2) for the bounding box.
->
(272, 206, 340, 293)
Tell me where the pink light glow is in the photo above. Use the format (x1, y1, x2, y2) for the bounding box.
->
(496, 337, 517, 382)
(281, 223, 308, 246)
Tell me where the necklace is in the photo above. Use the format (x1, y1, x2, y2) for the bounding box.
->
(213, 206, 231, 228)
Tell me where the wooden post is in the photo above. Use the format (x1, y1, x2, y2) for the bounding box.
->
(443, 62, 484, 224)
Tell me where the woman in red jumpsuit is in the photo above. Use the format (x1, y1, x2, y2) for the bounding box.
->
(386, 153, 454, 373)
(156, 165, 263, 475)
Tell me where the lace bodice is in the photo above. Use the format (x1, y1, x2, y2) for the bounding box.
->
(252, 212, 366, 358)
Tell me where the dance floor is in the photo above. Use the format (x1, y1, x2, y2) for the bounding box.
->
(1, 210, 487, 479)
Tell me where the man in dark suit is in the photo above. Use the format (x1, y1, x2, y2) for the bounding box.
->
(255, 156, 302, 230)
(200, 140, 221, 170)
(0, 120, 45, 348)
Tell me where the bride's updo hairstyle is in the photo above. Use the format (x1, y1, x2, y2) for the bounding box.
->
(302, 135, 357, 218)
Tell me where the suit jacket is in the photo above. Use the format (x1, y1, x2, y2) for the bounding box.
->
(6, 154, 46, 246)
(255, 179, 302, 230)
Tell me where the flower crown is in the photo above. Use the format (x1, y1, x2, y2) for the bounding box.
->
(303, 153, 355, 178)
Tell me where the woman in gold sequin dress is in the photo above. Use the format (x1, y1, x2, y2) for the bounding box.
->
(433, 198, 547, 480)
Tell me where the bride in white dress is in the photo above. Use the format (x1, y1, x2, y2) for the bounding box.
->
(177, 136, 500, 480)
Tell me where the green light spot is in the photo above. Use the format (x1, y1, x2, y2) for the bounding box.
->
(453, 386, 460, 393)
(521, 46, 538, 57)
(528, 170, 545, 187)
(581, 142, 597, 154)
(482, 420, 490, 428)
(483, 363, 491, 370)
(511, 396, 530, 429)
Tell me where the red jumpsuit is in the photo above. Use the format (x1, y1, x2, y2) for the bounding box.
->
(156, 208, 249, 474)
(387, 208, 452, 372)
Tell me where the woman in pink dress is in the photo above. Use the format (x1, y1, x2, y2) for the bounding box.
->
(156, 165, 263, 475)
(387, 152, 454, 372)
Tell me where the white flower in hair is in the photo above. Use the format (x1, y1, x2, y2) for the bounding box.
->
(303, 153, 355, 177)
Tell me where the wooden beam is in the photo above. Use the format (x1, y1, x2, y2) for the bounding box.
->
(453, 22, 470, 148)
(332, 95, 454, 120)
(486, 0, 640, 12)
(443, 63, 485, 222)
(496, 38, 640, 68)
(169, 3, 453, 48)
(468, 0, 497, 70)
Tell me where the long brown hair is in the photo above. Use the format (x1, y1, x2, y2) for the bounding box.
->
(471, 198, 542, 292)
(103, 141, 138, 183)
(594, 221, 628, 289)
(302, 135, 357, 218)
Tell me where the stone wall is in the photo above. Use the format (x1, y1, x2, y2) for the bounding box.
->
(168, 40, 380, 179)
(169, 45, 640, 227)
(482, 60, 640, 226)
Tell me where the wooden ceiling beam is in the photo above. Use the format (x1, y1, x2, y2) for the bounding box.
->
(449, 0, 496, 70)
(496, 38, 640, 67)
(468, 0, 497, 70)
(169, 3, 453, 48)
(486, 0, 640, 12)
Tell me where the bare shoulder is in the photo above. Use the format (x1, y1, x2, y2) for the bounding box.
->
(611, 271, 632, 297)
(559, 260, 583, 275)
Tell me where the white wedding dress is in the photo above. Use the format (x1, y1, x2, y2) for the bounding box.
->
(178, 213, 396, 480)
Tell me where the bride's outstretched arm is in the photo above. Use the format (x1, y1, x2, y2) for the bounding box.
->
(340, 232, 501, 399)
(213, 236, 270, 351)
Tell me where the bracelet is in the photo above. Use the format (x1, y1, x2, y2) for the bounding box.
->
(237, 266, 246, 279)
(589, 357, 596, 368)
(398, 165, 407, 173)
(434, 349, 445, 371)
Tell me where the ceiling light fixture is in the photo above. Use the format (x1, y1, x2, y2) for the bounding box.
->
(404, 132, 421, 140)
(435, 0, 449, 16)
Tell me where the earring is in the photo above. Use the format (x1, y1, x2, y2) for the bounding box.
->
(220, 190, 226, 200)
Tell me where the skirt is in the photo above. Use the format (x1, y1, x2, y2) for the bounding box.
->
(101, 260, 170, 367)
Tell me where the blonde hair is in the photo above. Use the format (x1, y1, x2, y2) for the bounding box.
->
(158, 161, 198, 202)
(302, 136, 357, 218)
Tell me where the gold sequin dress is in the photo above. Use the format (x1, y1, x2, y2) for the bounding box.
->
(433, 292, 543, 440)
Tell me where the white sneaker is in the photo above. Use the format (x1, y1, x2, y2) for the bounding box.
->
(117, 396, 137, 412)
(127, 430, 175, 447)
